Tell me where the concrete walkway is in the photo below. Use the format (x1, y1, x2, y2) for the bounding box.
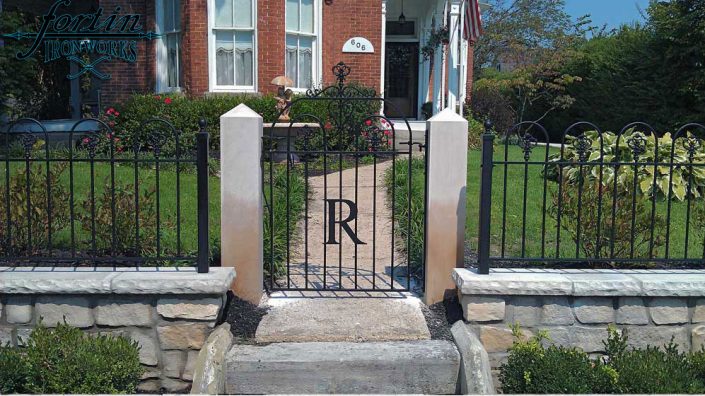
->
(280, 160, 410, 291)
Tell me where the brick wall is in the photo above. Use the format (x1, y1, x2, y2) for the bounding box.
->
(98, 0, 155, 105)
(181, 0, 209, 95)
(257, 0, 286, 95)
(321, 0, 382, 90)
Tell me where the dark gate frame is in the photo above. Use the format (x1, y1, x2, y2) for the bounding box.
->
(264, 62, 427, 292)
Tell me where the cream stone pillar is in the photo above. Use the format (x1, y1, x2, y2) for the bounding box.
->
(424, 108, 469, 305)
(220, 104, 263, 304)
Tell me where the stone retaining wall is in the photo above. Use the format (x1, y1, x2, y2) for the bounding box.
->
(0, 267, 235, 393)
(453, 268, 705, 387)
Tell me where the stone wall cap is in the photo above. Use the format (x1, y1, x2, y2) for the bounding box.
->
(454, 268, 705, 297)
(0, 267, 235, 295)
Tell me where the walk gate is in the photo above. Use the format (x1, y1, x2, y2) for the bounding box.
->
(263, 62, 427, 292)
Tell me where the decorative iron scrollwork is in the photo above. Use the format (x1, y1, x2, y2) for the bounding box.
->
(82, 134, 100, 158)
(683, 136, 702, 159)
(333, 62, 351, 87)
(20, 133, 37, 158)
(518, 133, 538, 161)
(627, 132, 647, 159)
(573, 134, 592, 162)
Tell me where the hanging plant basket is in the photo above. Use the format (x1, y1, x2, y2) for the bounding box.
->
(421, 26, 449, 60)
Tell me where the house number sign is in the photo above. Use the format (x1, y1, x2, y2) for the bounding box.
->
(342, 37, 374, 53)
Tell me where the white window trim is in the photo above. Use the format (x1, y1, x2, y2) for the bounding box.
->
(207, 0, 258, 93)
(155, 0, 181, 93)
(285, 0, 322, 93)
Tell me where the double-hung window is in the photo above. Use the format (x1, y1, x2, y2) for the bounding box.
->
(156, 0, 181, 92)
(285, 0, 317, 89)
(211, 0, 256, 90)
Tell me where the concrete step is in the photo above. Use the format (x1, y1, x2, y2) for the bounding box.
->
(225, 340, 460, 394)
(254, 295, 430, 343)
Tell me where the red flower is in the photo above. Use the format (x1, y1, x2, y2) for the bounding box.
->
(365, 120, 372, 126)
(114, 111, 120, 117)
(324, 122, 332, 130)
(383, 130, 391, 136)
(106, 108, 116, 115)
(164, 97, 172, 104)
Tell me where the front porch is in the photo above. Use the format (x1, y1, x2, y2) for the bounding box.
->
(382, 0, 471, 120)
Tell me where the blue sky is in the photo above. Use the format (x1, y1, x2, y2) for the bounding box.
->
(564, 0, 651, 29)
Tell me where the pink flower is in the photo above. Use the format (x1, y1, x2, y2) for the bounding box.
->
(365, 120, 372, 126)
(324, 122, 332, 130)
(106, 133, 112, 139)
(106, 108, 115, 115)
(387, 139, 393, 146)
(114, 111, 120, 117)
(368, 147, 373, 152)
(82, 137, 90, 144)
(114, 137, 120, 142)
(383, 130, 390, 136)
(154, 95, 162, 100)
(164, 97, 172, 104)
(108, 121, 115, 127)
(117, 147, 124, 153)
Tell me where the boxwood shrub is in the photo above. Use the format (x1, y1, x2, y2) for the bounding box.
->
(0, 323, 143, 394)
(500, 325, 705, 394)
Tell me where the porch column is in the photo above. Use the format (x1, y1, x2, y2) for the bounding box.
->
(447, 0, 462, 113)
(220, 104, 264, 305)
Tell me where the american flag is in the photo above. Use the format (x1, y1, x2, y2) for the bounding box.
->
(463, 0, 484, 42)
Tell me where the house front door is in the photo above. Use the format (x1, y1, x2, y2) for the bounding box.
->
(384, 42, 419, 119)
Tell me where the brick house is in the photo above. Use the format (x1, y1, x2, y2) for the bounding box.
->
(4, 0, 477, 120)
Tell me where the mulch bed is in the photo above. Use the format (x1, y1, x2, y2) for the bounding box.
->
(220, 292, 269, 344)
(421, 294, 464, 342)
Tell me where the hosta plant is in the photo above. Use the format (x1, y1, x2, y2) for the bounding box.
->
(543, 129, 705, 201)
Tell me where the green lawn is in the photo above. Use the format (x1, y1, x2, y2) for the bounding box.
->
(391, 145, 705, 266)
(1, 160, 220, 262)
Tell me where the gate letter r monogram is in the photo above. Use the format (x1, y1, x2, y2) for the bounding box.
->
(325, 199, 366, 245)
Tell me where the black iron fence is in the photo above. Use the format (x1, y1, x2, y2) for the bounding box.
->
(477, 120, 705, 273)
(1, 117, 210, 272)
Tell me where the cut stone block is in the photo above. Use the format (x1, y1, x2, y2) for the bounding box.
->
(574, 297, 614, 324)
(130, 329, 159, 366)
(157, 297, 222, 321)
(541, 296, 574, 325)
(451, 322, 495, 394)
(225, 340, 460, 394)
(95, 298, 153, 327)
(255, 297, 430, 343)
(158, 323, 210, 350)
(35, 296, 94, 328)
(459, 295, 505, 322)
(6, 296, 33, 324)
(163, 350, 186, 379)
(616, 297, 649, 325)
(510, 296, 540, 326)
(649, 298, 688, 324)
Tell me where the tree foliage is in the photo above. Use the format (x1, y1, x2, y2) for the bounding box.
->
(470, 0, 588, 128)
(528, 0, 705, 136)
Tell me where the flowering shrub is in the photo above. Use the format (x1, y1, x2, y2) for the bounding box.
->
(359, 118, 394, 152)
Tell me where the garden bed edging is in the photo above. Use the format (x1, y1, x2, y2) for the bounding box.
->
(0, 267, 235, 393)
